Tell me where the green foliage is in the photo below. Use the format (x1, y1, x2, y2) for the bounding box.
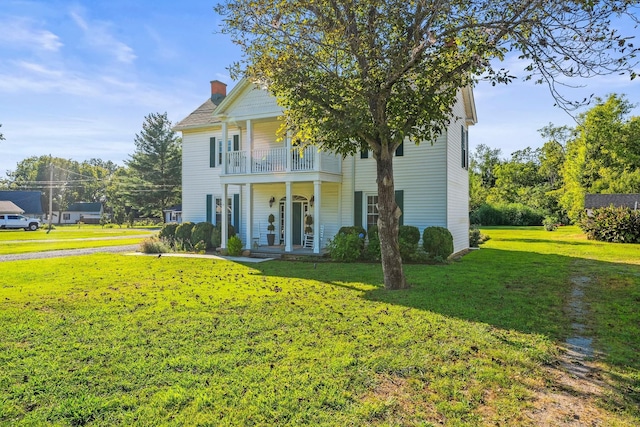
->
(469, 225, 489, 247)
(159, 222, 179, 246)
(422, 226, 454, 260)
(328, 232, 363, 262)
(191, 222, 214, 250)
(543, 216, 559, 232)
(215, 223, 236, 239)
(365, 225, 381, 261)
(175, 222, 195, 250)
(140, 236, 170, 254)
(267, 213, 275, 232)
(124, 112, 182, 218)
(338, 226, 366, 239)
(471, 203, 545, 226)
(580, 206, 640, 243)
(398, 225, 420, 261)
(211, 227, 221, 249)
(227, 235, 243, 256)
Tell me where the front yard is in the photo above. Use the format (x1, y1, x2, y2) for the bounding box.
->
(0, 226, 638, 425)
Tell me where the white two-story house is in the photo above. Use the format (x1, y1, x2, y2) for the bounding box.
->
(175, 78, 476, 255)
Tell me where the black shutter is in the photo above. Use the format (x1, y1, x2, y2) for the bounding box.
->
(211, 137, 217, 168)
(233, 135, 240, 151)
(360, 150, 369, 159)
(354, 191, 363, 228)
(206, 194, 213, 223)
(395, 190, 404, 226)
(233, 194, 240, 231)
(395, 141, 404, 157)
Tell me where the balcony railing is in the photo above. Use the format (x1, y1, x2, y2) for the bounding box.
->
(224, 146, 341, 175)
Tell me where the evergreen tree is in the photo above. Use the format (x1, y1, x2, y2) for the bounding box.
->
(125, 112, 181, 219)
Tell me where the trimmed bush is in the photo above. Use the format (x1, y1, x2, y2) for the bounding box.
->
(398, 225, 420, 261)
(159, 223, 179, 246)
(543, 216, 559, 232)
(469, 225, 489, 247)
(328, 232, 363, 262)
(175, 222, 195, 250)
(227, 235, 243, 256)
(365, 225, 381, 261)
(191, 222, 214, 249)
(215, 223, 236, 239)
(338, 225, 367, 239)
(423, 226, 454, 261)
(211, 227, 221, 249)
(579, 206, 640, 243)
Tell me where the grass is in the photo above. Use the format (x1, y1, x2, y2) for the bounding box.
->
(0, 225, 156, 254)
(0, 226, 638, 425)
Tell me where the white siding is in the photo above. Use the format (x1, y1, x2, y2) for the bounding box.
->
(226, 85, 282, 119)
(446, 91, 471, 254)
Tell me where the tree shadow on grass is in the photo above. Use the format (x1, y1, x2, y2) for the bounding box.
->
(249, 247, 640, 409)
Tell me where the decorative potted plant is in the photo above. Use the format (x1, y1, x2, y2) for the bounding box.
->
(305, 214, 313, 234)
(267, 213, 275, 246)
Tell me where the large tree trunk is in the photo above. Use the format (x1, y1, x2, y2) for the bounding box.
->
(376, 153, 407, 290)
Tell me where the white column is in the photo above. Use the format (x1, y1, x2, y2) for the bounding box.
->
(246, 183, 253, 250)
(221, 122, 228, 173)
(313, 180, 321, 254)
(285, 181, 292, 252)
(221, 184, 228, 249)
(246, 119, 252, 173)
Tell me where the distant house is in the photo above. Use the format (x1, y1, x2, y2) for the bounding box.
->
(163, 205, 182, 223)
(584, 193, 640, 215)
(0, 191, 44, 218)
(60, 202, 103, 224)
(0, 201, 24, 214)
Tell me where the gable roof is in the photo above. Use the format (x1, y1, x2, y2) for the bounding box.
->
(174, 99, 221, 131)
(66, 202, 102, 212)
(584, 193, 640, 209)
(0, 201, 25, 214)
(0, 191, 44, 214)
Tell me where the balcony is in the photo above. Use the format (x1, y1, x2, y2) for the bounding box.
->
(222, 146, 342, 182)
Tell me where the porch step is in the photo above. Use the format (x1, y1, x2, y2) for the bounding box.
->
(249, 251, 283, 259)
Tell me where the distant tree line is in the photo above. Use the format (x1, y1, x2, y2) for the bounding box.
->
(0, 112, 181, 222)
(471, 94, 640, 225)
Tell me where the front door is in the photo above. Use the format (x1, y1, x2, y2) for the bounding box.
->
(279, 197, 308, 246)
(292, 202, 303, 245)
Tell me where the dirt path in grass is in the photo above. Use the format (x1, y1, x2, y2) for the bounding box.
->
(525, 273, 617, 425)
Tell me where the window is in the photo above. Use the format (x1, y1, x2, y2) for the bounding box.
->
(218, 140, 223, 165)
(366, 195, 379, 230)
(215, 197, 232, 226)
(63, 213, 71, 220)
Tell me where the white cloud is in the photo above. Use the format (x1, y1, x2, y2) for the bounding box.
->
(69, 8, 136, 64)
(0, 18, 62, 52)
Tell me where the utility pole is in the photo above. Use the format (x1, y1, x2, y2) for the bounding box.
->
(47, 163, 53, 233)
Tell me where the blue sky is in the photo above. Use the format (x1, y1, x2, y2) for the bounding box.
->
(1, 0, 638, 179)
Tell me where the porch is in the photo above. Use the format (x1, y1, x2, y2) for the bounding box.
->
(223, 145, 341, 176)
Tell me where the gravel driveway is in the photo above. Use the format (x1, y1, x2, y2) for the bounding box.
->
(0, 244, 139, 262)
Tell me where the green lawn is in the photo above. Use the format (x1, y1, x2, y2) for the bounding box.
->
(0, 226, 638, 425)
(0, 225, 156, 254)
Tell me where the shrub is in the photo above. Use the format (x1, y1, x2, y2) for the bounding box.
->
(365, 225, 381, 261)
(470, 203, 545, 226)
(215, 223, 236, 239)
(338, 226, 366, 239)
(579, 206, 640, 243)
(328, 232, 363, 262)
(191, 222, 214, 249)
(193, 240, 207, 254)
(139, 236, 170, 254)
(398, 225, 420, 261)
(423, 226, 454, 260)
(211, 227, 221, 249)
(469, 225, 489, 247)
(227, 235, 243, 256)
(159, 223, 179, 246)
(175, 222, 195, 250)
(543, 216, 559, 232)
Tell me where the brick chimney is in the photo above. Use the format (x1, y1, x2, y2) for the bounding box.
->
(210, 80, 227, 104)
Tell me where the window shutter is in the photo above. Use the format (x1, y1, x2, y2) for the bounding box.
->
(395, 190, 404, 226)
(354, 191, 363, 228)
(395, 141, 404, 157)
(465, 129, 469, 170)
(233, 194, 240, 231)
(209, 137, 216, 168)
(360, 150, 369, 159)
(461, 125, 466, 169)
(206, 194, 213, 223)
(233, 135, 240, 151)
